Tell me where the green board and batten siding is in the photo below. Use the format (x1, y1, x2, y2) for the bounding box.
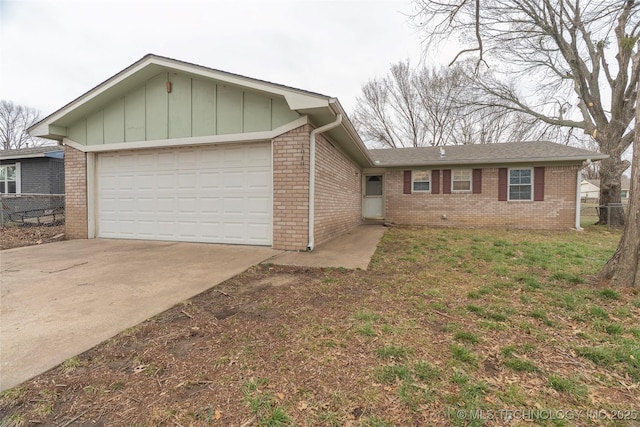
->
(67, 71, 300, 145)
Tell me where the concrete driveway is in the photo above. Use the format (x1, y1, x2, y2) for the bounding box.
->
(0, 239, 280, 392)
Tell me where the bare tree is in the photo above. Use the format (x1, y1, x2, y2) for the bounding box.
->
(598, 83, 640, 288)
(352, 62, 428, 148)
(0, 100, 49, 150)
(353, 61, 535, 147)
(411, 0, 639, 226)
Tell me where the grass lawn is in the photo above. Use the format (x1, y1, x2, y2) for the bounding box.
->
(1, 226, 639, 426)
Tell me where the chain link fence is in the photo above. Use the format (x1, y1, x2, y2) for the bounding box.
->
(581, 201, 628, 230)
(1, 194, 65, 227)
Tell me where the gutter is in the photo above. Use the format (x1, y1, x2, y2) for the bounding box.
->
(328, 99, 375, 167)
(308, 113, 343, 251)
(575, 159, 593, 230)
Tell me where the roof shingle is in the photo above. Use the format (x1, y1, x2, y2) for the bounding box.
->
(368, 141, 607, 167)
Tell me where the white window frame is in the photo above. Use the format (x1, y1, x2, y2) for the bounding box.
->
(412, 170, 431, 193)
(508, 168, 533, 201)
(0, 162, 21, 194)
(452, 169, 472, 192)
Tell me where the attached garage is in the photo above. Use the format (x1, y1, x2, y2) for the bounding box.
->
(29, 54, 373, 251)
(96, 142, 272, 245)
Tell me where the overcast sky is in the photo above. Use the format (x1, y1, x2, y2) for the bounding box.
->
(0, 0, 440, 118)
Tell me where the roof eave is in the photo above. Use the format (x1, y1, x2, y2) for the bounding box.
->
(29, 54, 332, 136)
(376, 154, 609, 167)
(0, 152, 63, 161)
(327, 99, 374, 167)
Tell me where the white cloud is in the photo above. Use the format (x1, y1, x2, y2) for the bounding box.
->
(0, 0, 428, 117)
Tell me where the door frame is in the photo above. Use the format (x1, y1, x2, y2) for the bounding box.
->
(363, 173, 385, 220)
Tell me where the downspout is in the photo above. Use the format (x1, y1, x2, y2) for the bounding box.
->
(575, 159, 592, 230)
(308, 113, 343, 251)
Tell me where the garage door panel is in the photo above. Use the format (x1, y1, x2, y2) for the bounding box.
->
(223, 171, 245, 188)
(247, 169, 271, 189)
(136, 174, 156, 190)
(247, 197, 271, 215)
(178, 173, 197, 189)
(97, 143, 272, 245)
(200, 197, 222, 214)
(246, 224, 271, 245)
(223, 147, 245, 165)
(200, 172, 222, 188)
(156, 197, 176, 213)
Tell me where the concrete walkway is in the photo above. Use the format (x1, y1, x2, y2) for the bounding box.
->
(0, 240, 280, 392)
(269, 224, 386, 269)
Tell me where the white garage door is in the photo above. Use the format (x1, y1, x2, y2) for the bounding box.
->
(96, 142, 272, 245)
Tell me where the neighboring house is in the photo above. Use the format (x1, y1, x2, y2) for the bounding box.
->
(581, 179, 601, 201)
(0, 146, 65, 220)
(29, 55, 607, 250)
(580, 177, 631, 202)
(621, 176, 631, 199)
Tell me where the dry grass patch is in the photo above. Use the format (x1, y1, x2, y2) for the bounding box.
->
(1, 226, 638, 426)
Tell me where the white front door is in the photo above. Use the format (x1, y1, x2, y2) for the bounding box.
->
(363, 175, 384, 219)
(96, 142, 272, 245)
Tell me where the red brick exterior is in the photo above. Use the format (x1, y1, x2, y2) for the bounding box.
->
(64, 126, 578, 248)
(272, 125, 311, 250)
(384, 165, 579, 229)
(64, 145, 88, 238)
(314, 134, 362, 246)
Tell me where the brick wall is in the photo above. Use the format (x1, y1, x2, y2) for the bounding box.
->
(314, 133, 362, 245)
(385, 165, 579, 229)
(65, 145, 88, 238)
(272, 125, 311, 250)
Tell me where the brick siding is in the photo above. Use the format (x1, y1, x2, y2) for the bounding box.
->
(385, 165, 579, 229)
(272, 125, 311, 250)
(314, 133, 362, 245)
(64, 145, 88, 238)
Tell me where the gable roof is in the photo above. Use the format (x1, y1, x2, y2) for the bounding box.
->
(28, 54, 373, 167)
(368, 141, 608, 167)
(0, 146, 64, 160)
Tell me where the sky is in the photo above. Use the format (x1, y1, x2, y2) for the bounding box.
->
(0, 0, 439, 118)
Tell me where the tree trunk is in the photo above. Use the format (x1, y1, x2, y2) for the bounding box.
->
(597, 92, 640, 288)
(597, 156, 627, 227)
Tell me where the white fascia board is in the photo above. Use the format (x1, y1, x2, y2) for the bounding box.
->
(30, 124, 67, 140)
(64, 116, 309, 153)
(152, 57, 330, 110)
(32, 56, 327, 134)
(0, 153, 47, 160)
(381, 155, 610, 167)
(31, 57, 158, 132)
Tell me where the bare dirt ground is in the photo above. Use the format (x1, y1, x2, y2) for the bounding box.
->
(0, 224, 65, 250)
(1, 227, 638, 427)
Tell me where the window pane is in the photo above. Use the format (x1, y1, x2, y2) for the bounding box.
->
(412, 171, 430, 192)
(366, 176, 382, 196)
(413, 182, 430, 191)
(510, 185, 531, 200)
(0, 182, 4, 193)
(453, 181, 471, 191)
(7, 166, 16, 181)
(7, 181, 16, 193)
(510, 169, 531, 185)
(453, 169, 471, 180)
(413, 171, 429, 181)
(0, 166, 5, 180)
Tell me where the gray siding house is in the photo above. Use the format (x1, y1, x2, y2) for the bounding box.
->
(0, 146, 65, 222)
